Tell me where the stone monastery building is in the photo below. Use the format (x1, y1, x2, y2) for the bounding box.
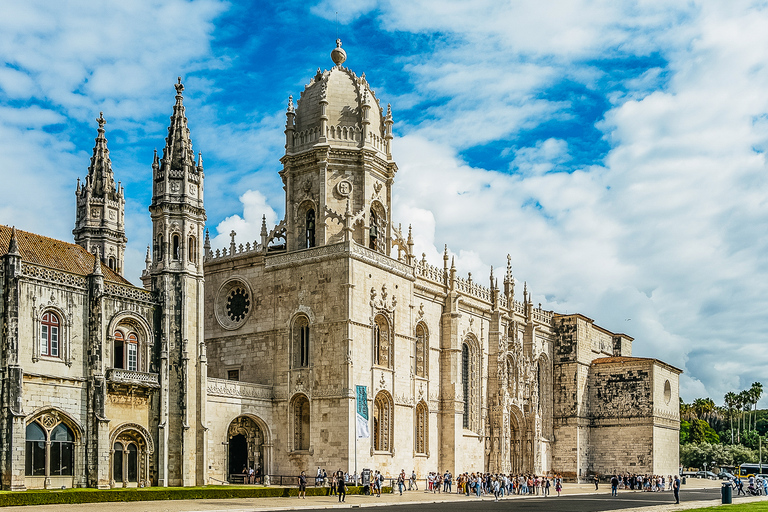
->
(0, 41, 681, 491)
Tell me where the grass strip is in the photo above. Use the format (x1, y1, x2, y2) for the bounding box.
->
(0, 485, 389, 507)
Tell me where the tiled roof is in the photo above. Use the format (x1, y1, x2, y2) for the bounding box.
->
(0, 225, 131, 285)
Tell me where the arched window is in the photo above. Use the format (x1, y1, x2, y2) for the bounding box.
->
(172, 234, 180, 261)
(188, 236, 196, 263)
(114, 331, 124, 369)
(108, 257, 116, 270)
(462, 343, 470, 429)
(369, 210, 378, 250)
(305, 209, 315, 249)
(40, 311, 60, 358)
(461, 338, 480, 432)
(155, 234, 163, 261)
(127, 444, 138, 482)
(25, 419, 74, 477)
(50, 423, 74, 476)
(126, 333, 138, 371)
(293, 395, 310, 451)
(373, 392, 393, 452)
(114, 328, 140, 371)
(415, 401, 428, 454)
(25, 422, 46, 476)
(292, 316, 310, 368)
(415, 323, 428, 378)
(113, 443, 124, 483)
(373, 315, 391, 368)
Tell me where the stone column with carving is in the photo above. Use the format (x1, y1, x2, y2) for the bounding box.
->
(1, 229, 27, 490)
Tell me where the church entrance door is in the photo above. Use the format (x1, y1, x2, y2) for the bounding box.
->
(227, 416, 266, 483)
(228, 434, 248, 477)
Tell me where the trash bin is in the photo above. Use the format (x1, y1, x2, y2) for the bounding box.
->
(682, 476, 687, 485)
(721, 482, 732, 504)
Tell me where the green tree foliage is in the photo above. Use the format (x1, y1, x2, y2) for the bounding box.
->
(689, 419, 719, 444)
(680, 443, 758, 468)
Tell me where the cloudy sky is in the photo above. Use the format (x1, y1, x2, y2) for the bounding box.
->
(1, 0, 767, 407)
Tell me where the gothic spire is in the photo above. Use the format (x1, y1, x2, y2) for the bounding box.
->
(88, 112, 117, 199)
(162, 77, 197, 174)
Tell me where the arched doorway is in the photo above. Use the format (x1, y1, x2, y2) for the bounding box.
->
(509, 407, 524, 474)
(227, 416, 265, 483)
(109, 424, 154, 488)
(228, 434, 248, 475)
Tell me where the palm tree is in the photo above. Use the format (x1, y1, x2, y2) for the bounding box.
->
(750, 382, 763, 431)
(725, 392, 738, 444)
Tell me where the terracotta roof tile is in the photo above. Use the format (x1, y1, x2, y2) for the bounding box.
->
(0, 225, 131, 285)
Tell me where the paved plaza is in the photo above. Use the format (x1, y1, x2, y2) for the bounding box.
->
(2, 478, 767, 512)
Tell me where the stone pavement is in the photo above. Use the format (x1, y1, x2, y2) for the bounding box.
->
(2, 478, 766, 512)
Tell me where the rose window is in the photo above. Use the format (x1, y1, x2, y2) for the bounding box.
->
(226, 288, 250, 322)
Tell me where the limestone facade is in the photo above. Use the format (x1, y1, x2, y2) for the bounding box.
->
(0, 41, 681, 491)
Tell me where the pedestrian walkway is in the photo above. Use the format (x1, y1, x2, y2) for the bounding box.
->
(0, 478, 763, 512)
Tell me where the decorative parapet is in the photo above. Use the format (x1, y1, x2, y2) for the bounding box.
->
(455, 276, 491, 302)
(265, 242, 347, 270)
(105, 283, 154, 303)
(106, 368, 160, 388)
(532, 307, 554, 324)
(207, 377, 273, 401)
(414, 258, 445, 285)
(21, 263, 87, 288)
(349, 243, 413, 279)
(207, 240, 265, 262)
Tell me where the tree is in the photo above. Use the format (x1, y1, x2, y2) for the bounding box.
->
(724, 392, 738, 444)
(749, 382, 763, 431)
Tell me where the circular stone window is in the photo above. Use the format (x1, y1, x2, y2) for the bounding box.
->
(664, 379, 672, 404)
(215, 279, 252, 330)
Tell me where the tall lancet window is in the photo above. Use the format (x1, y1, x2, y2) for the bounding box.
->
(292, 315, 310, 368)
(305, 209, 315, 248)
(369, 210, 378, 250)
(415, 323, 428, 378)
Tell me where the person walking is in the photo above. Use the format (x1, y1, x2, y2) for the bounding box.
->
(298, 470, 307, 499)
(594, 474, 599, 491)
(673, 475, 680, 504)
(398, 470, 406, 495)
(611, 475, 619, 497)
(337, 470, 346, 502)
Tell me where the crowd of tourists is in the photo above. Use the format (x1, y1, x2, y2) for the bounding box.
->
(396, 470, 565, 500)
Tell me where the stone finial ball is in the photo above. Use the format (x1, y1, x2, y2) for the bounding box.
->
(331, 39, 347, 66)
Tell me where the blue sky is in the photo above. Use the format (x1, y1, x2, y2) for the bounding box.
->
(2, 0, 768, 407)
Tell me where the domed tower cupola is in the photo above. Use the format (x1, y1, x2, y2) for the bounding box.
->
(280, 40, 398, 253)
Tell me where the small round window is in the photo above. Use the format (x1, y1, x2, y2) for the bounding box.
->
(664, 380, 672, 404)
(215, 279, 252, 330)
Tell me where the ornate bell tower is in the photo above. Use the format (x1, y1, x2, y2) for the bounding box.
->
(148, 78, 207, 486)
(279, 40, 397, 254)
(74, 113, 127, 275)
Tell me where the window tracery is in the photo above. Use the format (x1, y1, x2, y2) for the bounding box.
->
(462, 337, 480, 432)
(415, 401, 428, 454)
(373, 314, 391, 368)
(292, 395, 310, 451)
(25, 414, 75, 478)
(415, 323, 428, 378)
(373, 391, 393, 452)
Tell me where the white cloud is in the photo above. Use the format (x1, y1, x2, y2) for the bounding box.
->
(209, 190, 279, 253)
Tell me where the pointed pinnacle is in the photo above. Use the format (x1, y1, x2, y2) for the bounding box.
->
(92, 248, 103, 276)
(8, 226, 21, 256)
